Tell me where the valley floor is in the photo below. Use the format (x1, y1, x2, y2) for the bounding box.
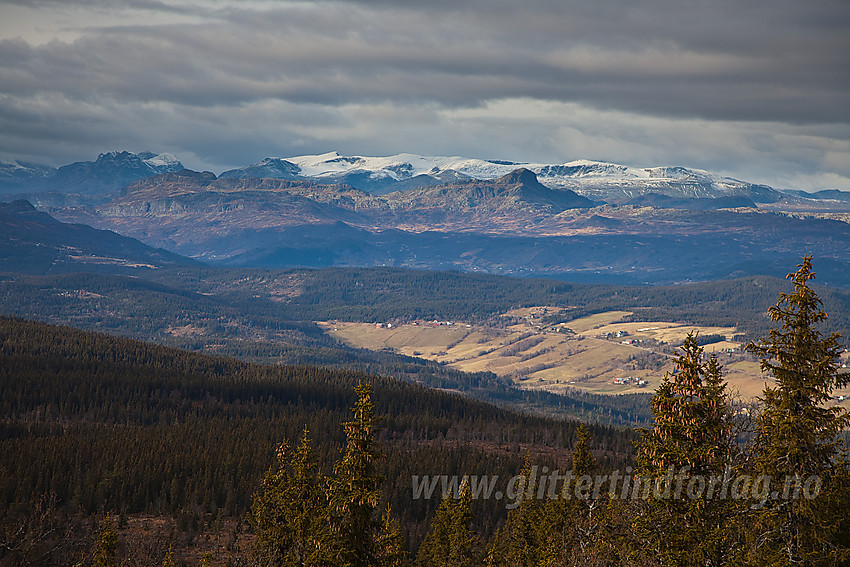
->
(320, 308, 850, 409)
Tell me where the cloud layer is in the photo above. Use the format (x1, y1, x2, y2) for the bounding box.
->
(1, 0, 848, 190)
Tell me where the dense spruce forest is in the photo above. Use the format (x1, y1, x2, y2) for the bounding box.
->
(0, 316, 632, 565)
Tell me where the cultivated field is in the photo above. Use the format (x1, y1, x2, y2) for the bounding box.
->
(318, 308, 781, 399)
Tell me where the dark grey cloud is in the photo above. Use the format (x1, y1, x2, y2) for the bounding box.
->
(0, 0, 848, 189)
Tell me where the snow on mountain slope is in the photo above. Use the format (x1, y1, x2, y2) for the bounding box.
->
(281, 152, 691, 184)
(284, 152, 504, 180)
(284, 151, 653, 182)
(0, 160, 57, 192)
(139, 152, 182, 171)
(271, 152, 779, 202)
(1, 152, 188, 195)
(2, 149, 783, 203)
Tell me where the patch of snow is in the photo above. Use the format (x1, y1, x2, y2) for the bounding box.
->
(144, 152, 181, 168)
(0, 161, 28, 171)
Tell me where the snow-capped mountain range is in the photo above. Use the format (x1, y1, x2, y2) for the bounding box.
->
(5, 150, 850, 286)
(218, 152, 782, 202)
(3, 149, 846, 205)
(278, 151, 652, 180)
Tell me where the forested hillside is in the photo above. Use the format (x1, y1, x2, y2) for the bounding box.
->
(5, 266, 849, 349)
(255, 267, 850, 338)
(0, 316, 634, 564)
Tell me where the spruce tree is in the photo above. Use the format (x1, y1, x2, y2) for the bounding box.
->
(252, 383, 406, 567)
(252, 428, 331, 566)
(635, 332, 735, 566)
(91, 514, 119, 567)
(375, 505, 408, 567)
(416, 483, 475, 567)
(638, 333, 731, 476)
(572, 423, 596, 479)
(537, 423, 606, 567)
(485, 455, 544, 567)
(745, 256, 850, 565)
(162, 546, 176, 567)
(329, 381, 385, 567)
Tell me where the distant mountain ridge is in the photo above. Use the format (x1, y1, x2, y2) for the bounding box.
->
(0, 199, 197, 273)
(785, 188, 850, 202)
(623, 193, 758, 210)
(6, 149, 850, 285)
(72, 168, 594, 256)
(0, 151, 183, 194)
(0, 160, 55, 192)
(35, 166, 850, 286)
(220, 151, 786, 203)
(7, 149, 845, 206)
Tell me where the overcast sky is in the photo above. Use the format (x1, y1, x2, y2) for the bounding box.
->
(0, 0, 848, 191)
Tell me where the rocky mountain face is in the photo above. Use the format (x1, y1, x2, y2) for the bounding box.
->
(49, 168, 594, 258)
(0, 151, 183, 195)
(622, 193, 758, 210)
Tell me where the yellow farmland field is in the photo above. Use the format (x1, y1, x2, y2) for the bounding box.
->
(316, 309, 780, 398)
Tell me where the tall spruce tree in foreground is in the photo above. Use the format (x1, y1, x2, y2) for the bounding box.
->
(252, 428, 331, 566)
(540, 423, 618, 567)
(376, 506, 408, 567)
(253, 382, 407, 567)
(635, 332, 736, 567)
(485, 454, 545, 567)
(329, 381, 396, 567)
(91, 514, 119, 567)
(572, 423, 596, 478)
(638, 337, 731, 476)
(744, 256, 850, 566)
(487, 427, 610, 567)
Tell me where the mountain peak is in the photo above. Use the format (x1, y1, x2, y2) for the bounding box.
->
(485, 167, 594, 210)
(219, 157, 301, 180)
(497, 168, 543, 187)
(0, 199, 60, 224)
(91, 151, 183, 172)
(46, 151, 186, 195)
(0, 199, 38, 215)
